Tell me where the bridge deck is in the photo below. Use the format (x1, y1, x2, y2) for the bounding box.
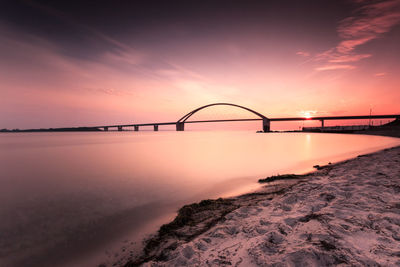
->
(15, 114, 399, 132)
(92, 115, 399, 128)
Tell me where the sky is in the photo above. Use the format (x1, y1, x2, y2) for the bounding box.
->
(0, 0, 399, 130)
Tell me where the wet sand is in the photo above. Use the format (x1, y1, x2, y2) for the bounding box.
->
(127, 145, 400, 266)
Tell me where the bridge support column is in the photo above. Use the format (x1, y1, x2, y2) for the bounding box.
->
(104, 127, 108, 131)
(118, 126, 123, 131)
(176, 122, 185, 131)
(154, 125, 158, 131)
(262, 118, 270, 132)
(134, 126, 139, 131)
(320, 120, 325, 132)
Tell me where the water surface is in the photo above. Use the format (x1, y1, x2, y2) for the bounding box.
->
(1, 131, 399, 266)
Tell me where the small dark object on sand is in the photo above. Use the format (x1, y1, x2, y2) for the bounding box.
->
(313, 165, 322, 170)
(258, 174, 305, 183)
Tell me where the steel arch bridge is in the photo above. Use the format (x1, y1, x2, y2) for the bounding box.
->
(175, 103, 270, 131)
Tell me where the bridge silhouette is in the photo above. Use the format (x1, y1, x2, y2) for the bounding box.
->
(15, 102, 400, 132)
(87, 103, 399, 132)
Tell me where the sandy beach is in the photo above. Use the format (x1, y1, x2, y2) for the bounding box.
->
(126, 145, 400, 266)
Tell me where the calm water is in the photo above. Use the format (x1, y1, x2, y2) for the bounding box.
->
(1, 131, 399, 266)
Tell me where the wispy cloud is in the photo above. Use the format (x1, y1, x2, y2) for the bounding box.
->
(328, 53, 372, 63)
(374, 72, 387, 77)
(315, 0, 400, 71)
(336, 36, 375, 54)
(85, 87, 134, 96)
(154, 62, 242, 102)
(315, 64, 356, 71)
(337, 0, 400, 51)
(296, 51, 310, 57)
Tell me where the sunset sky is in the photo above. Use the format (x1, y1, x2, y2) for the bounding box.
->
(1, 0, 399, 129)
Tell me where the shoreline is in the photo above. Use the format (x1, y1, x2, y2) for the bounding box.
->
(123, 144, 400, 266)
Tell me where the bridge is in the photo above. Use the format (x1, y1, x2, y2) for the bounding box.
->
(17, 103, 400, 132)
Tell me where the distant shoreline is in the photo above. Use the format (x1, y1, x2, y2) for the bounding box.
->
(2, 118, 399, 137)
(124, 145, 400, 266)
(0, 127, 103, 132)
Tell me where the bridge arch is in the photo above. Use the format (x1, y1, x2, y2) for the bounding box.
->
(176, 103, 270, 132)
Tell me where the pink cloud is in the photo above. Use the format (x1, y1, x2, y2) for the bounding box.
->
(337, 1, 400, 47)
(374, 72, 387, 77)
(328, 53, 371, 63)
(338, 14, 400, 39)
(316, 0, 400, 71)
(336, 36, 375, 53)
(315, 64, 356, 71)
(296, 51, 310, 57)
(85, 87, 134, 96)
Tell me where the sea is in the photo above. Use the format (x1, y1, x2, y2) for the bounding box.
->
(1, 131, 399, 266)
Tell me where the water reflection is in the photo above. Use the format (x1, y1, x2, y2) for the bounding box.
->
(0, 131, 399, 266)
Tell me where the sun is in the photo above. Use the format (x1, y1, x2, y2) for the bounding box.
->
(299, 110, 315, 119)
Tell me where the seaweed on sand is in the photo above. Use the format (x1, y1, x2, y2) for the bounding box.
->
(156, 198, 238, 238)
(258, 174, 306, 183)
(125, 198, 239, 265)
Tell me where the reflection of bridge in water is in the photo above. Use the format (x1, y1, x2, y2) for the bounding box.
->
(94, 103, 399, 132)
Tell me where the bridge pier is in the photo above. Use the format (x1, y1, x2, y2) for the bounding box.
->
(118, 126, 123, 131)
(176, 122, 185, 131)
(104, 127, 108, 131)
(154, 125, 158, 131)
(134, 125, 139, 131)
(320, 120, 325, 132)
(262, 118, 270, 132)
